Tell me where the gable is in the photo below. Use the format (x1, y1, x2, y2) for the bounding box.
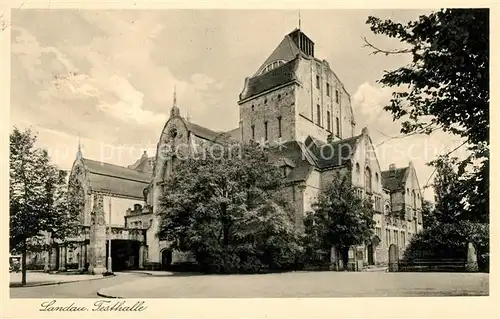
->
(381, 167, 409, 192)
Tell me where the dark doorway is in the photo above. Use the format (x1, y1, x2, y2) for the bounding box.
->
(367, 244, 375, 265)
(106, 240, 140, 272)
(161, 249, 173, 270)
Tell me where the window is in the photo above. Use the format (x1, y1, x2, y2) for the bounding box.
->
(277, 116, 282, 138)
(401, 231, 406, 247)
(394, 230, 399, 247)
(385, 204, 391, 215)
(365, 167, 372, 193)
(376, 227, 382, 239)
(264, 98, 267, 105)
(326, 83, 331, 96)
(327, 111, 331, 131)
(251, 125, 255, 140)
(282, 166, 288, 177)
(260, 60, 285, 74)
(316, 105, 321, 125)
(374, 196, 382, 212)
(375, 172, 379, 183)
(277, 94, 281, 100)
(335, 90, 339, 103)
(412, 190, 417, 208)
(316, 75, 320, 89)
(336, 117, 340, 136)
(386, 229, 391, 245)
(264, 121, 268, 141)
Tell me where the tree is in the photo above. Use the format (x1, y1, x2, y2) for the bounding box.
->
(156, 141, 302, 273)
(304, 172, 375, 270)
(431, 156, 467, 223)
(365, 9, 489, 222)
(421, 200, 436, 229)
(10, 127, 79, 284)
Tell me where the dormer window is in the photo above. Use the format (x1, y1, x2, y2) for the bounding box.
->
(260, 60, 286, 75)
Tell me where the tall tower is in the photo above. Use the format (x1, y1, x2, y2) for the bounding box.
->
(238, 28, 356, 144)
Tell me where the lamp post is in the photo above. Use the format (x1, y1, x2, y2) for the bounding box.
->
(107, 198, 112, 273)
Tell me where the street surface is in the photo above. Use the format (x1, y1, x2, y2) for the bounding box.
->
(10, 272, 148, 298)
(10, 270, 489, 298)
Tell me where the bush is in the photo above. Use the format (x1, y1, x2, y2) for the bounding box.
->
(402, 220, 489, 272)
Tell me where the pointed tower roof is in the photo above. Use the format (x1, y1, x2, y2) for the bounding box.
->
(76, 133, 83, 160)
(170, 85, 180, 118)
(254, 28, 315, 76)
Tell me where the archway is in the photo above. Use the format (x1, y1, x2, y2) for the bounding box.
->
(367, 244, 375, 265)
(106, 239, 141, 272)
(161, 249, 173, 270)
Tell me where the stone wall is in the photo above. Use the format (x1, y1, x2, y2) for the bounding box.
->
(239, 85, 297, 144)
(294, 57, 354, 143)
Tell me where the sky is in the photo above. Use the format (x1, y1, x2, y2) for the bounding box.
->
(10, 9, 469, 201)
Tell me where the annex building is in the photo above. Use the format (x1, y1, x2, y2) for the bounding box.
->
(42, 28, 424, 274)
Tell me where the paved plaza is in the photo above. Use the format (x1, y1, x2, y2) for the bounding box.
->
(10, 270, 488, 298)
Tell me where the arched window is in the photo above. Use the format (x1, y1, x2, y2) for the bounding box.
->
(365, 167, 372, 193)
(355, 163, 360, 183)
(412, 190, 416, 208)
(375, 172, 379, 183)
(260, 60, 286, 75)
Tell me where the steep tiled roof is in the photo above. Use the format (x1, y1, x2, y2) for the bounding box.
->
(82, 158, 150, 199)
(240, 58, 299, 101)
(186, 121, 229, 142)
(254, 35, 301, 76)
(225, 127, 241, 141)
(381, 167, 409, 192)
(306, 134, 362, 169)
(268, 141, 316, 183)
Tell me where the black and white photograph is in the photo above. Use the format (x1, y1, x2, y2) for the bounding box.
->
(3, 3, 494, 314)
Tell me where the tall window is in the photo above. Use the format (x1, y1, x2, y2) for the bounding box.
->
(335, 90, 339, 103)
(394, 230, 399, 247)
(327, 111, 331, 131)
(316, 105, 321, 125)
(316, 75, 320, 89)
(336, 117, 340, 136)
(264, 121, 268, 141)
(277, 116, 282, 138)
(326, 83, 331, 96)
(365, 167, 372, 193)
(386, 229, 391, 245)
(251, 125, 255, 140)
(412, 190, 417, 208)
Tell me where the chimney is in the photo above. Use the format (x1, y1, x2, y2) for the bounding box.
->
(389, 163, 396, 174)
(142, 150, 148, 159)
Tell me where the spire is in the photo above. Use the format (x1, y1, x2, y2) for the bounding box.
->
(173, 84, 177, 107)
(170, 85, 180, 117)
(76, 133, 83, 159)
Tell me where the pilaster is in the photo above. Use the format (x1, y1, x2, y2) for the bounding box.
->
(89, 194, 107, 275)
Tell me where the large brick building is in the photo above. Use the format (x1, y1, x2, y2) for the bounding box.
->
(44, 28, 424, 273)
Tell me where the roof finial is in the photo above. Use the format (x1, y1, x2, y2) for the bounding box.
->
(170, 85, 180, 117)
(298, 9, 301, 30)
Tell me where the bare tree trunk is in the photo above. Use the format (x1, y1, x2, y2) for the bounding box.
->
(21, 239, 27, 286)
